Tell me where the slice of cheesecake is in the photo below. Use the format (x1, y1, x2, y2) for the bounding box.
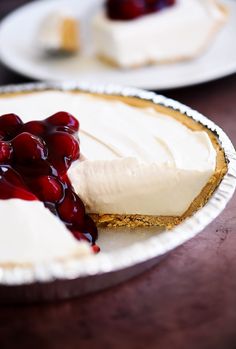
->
(38, 9, 80, 54)
(92, 0, 228, 68)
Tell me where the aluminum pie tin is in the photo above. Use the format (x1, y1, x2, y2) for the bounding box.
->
(0, 82, 235, 303)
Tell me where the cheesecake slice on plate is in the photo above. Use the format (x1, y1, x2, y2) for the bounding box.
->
(93, 0, 228, 68)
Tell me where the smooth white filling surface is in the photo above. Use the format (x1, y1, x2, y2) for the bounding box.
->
(0, 91, 216, 217)
(0, 200, 91, 264)
(93, 0, 226, 67)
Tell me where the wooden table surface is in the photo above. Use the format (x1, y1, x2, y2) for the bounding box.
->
(0, 1, 236, 349)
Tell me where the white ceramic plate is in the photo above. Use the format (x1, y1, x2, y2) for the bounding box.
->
(0, 82, 235, 303)
(0, 0, 235, 89)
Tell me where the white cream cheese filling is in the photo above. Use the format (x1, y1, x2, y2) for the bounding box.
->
(93, 0, 226, 67)
(0, 199, 91, 264)
(0, 91, 216, 217)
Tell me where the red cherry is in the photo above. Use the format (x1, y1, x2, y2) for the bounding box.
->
(22, 121, 46, 136)
(57, 188, 85, 224)
(47, 132, 80, 172)
(0, 113, 23, 139)
(46, 112, 79, 132)
(29, 176, 63, 203)
(12, 132, 48, 163)
(107, 0, 146, 20)
(0, 141, 12, 163)
(48, 132, 80, 159)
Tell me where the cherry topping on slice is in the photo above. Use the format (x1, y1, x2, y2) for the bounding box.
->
(107, 0, 146, 20)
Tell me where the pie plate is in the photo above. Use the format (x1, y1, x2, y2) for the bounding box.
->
(0, 82, 235, 303)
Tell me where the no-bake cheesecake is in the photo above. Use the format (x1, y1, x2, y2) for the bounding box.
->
(0, 89, 227, 252)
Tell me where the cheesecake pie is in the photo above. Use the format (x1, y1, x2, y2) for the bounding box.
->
(0, 89, 227, 264)
(93, 0, 228, 68)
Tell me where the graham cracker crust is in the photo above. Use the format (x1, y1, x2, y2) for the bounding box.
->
(61, 17, 79, 53)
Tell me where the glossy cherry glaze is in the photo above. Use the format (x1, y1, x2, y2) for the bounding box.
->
(106, 0, 176, 21)
(0, 112, 99, 251)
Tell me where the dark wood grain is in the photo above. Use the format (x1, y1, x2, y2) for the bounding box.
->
(0, 1, 236, 349)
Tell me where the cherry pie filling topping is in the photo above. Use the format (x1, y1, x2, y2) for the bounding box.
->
(106, 0, 176, 21)
(0, 112, 99, 253)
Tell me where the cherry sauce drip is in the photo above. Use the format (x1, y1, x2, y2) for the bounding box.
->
(0, 112, 99, 252)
